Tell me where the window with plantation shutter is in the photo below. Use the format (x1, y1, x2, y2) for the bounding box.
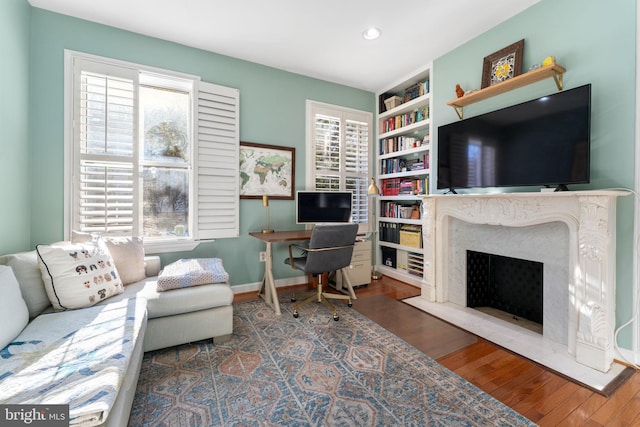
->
(65, 51, 239, 253)
(306, 101, 372, 233)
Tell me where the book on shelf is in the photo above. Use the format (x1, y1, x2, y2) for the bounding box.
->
(379, 222, 400, 244)
(414, 177, 429, 195)
(383, 177, 428, 195)
(405, 153, 429, 170)
(381, 247, 397, 268)
(381, 178, 401, 196)
(379, 135, 429, 155)
(404, 80, 429, 102)
(399, 179, 414, 195)
(381, 107, 429, 134)
(381, 201, 422, 219)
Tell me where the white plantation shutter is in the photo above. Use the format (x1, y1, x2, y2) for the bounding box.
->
(307, 101, 372, 232)
(194, 81, 240, 240)
(73, 59, 138, 234)
(78, 162, 135, 233)
(314, 114, 341, 176)
(345, 118, 369, 224)
(67, 51, 240, 248)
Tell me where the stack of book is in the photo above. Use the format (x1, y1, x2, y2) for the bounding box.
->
(404, 79, 429, 102)
(381, 177, 429, 196)
(381, 107, 429, 134)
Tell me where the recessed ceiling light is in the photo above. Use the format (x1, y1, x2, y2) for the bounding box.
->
(363, 27, 381, 40)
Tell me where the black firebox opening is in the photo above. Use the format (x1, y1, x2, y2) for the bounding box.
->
(466, 250, 543, 325)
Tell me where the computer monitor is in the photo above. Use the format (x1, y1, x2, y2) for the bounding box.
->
(296, 191, 352, 224)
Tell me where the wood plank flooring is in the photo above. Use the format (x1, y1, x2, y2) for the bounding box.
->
(234, 276, 640, 426)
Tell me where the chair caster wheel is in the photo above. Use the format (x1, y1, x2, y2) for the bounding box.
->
(333, 315, 339, 321)
(293, 311, 299, 318)
(347, 302, 353, 307)
(291, 297, 296, 302)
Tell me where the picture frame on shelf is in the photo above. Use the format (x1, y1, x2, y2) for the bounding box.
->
(239, 142, 295, 200)
(481, 39, 524, 88)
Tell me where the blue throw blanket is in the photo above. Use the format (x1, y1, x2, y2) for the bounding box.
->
(0, 298, 146, 426)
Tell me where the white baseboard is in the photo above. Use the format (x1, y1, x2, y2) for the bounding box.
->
(615, 346, 640, 368)
(231, 276, 307, 294)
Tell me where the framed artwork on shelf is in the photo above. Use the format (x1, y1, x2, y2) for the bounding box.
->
(239, 142, 295, 200)
(481, 39, 524, 88)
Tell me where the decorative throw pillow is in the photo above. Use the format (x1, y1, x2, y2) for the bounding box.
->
(157, 258, 229, 292)
(36, 238, 124, 311)
(0, 265, 29, 349)
(71, 231, 146, 285)
(0, 250, 51, 318)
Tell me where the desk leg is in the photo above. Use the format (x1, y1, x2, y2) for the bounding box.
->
(258, 241, 281, 315)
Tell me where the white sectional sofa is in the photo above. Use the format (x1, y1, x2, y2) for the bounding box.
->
(0, 240, 234, 427)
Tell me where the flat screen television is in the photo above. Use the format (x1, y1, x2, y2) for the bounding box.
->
(437, 84, 591, 192)
(296, 191, 352, 224)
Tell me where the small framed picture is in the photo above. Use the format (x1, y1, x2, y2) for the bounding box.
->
(481, 39, 525, 88)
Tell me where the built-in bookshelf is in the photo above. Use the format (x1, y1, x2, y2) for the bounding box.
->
(375, 65, 432, 287)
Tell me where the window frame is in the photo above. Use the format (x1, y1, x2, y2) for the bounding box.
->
(64, 50, 239, 253)
(305, 100, 373, 234)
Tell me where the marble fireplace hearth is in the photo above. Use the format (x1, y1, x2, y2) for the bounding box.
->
(404, 190, 630, 391)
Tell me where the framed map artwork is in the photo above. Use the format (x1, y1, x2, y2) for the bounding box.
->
(239, 142, 295, 200)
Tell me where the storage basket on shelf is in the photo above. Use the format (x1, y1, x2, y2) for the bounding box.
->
(384, 96, 403, 111)
(399, 224, 422, 248)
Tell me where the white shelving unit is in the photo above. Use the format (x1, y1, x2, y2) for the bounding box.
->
(374, 65, 432, 288)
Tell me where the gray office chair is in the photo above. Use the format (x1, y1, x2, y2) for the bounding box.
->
(285, 223, 358, 321)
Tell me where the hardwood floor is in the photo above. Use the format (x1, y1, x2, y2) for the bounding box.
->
(234, 276, 640, 426)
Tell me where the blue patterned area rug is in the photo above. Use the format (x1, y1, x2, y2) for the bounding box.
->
(129, 299, 536, 426)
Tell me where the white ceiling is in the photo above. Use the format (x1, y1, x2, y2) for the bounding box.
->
(28, 0, 542, 93)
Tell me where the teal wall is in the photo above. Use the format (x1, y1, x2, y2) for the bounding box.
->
(0, 0, 31, 254)
(432, 0, 637, 347)
(25, 8, 374, 287)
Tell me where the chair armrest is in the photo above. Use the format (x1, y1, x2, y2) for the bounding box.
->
(287, 244, 308, 269)
(289, 243, 307, 253)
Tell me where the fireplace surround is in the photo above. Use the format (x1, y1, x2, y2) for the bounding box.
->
(417, 190, 629, 373)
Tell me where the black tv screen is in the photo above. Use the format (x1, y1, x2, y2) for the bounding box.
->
(296, 191, 352, 224)
(437, 84, 591, 191)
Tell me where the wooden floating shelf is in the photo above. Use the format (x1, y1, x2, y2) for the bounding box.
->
(447, 64, 566, 119)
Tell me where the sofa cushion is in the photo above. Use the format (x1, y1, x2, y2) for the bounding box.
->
(100, 277, 233, 319)
(0, 265, 29, 350)
(36, 238, 124, 310)
(72, 231, 146, 285)
(0, 251, 51, 318)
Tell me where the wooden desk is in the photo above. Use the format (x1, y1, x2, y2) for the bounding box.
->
(249, 229, 312, 315)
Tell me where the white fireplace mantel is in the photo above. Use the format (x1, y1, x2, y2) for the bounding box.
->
(419, 190, 629, 372)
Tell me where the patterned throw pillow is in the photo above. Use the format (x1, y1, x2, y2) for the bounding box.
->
(36, 238, 124, 310)
(71, 231, 146, 285)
